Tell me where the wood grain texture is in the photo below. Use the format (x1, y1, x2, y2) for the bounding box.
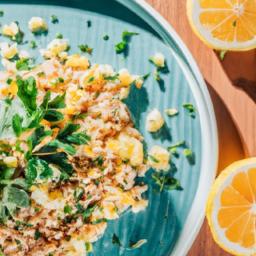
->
(145, 0, 252, 255)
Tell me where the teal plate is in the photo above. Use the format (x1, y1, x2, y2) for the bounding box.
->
(0, 1, 218, 255)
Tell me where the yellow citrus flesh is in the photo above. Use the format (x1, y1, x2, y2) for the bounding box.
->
(187, 0, 256, 51)
(207, 158, 256, 256)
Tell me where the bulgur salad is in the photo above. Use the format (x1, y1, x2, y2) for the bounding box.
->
(0, 15, 194, 256)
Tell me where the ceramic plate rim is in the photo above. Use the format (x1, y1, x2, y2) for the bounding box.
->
(116, 1, 219, 255)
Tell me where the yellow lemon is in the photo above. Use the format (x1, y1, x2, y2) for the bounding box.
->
(206, 158, 256, 255)
(187, 0, 256, 51)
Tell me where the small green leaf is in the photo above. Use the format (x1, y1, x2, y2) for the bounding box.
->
(16, 58, 31, 71)
(29, 40, 37, 49)
(51, 15, 59, 24)
(66, 132, 90, 145)
(48, 139, 76, 155)
(183, 148, 195, 165)
(74, 187, 84, 201)
(79, 44, 93, 54)
(48, 93, 66, 109)
(64, 205, 72, 214)
(12, 114, 23, 136)
(148, 155, 159, 163)
(17, 76, 37, 115)
(182, 103, 196, 118)
(3, 186, 29, 209)
(44, 110, 64, 122)
(26, 158, 53, 184)
(58, 123, 80, 139)
(115, 41, 127, 54)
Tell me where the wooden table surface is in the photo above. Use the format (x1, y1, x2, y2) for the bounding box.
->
(146, 0, 256, 255)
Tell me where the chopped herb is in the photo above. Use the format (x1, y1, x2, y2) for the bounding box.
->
(93, 156, 104, 166)
(148, 155, 159, 163)
(16, 58, 32, 71)
(17, 76, 37, 115)
(103, 35, 109, 41)
(34, 230, 41, 240)
(57, 123, 80, 139)
(74, 187, 84, 201)
(66, 132, 91, 145)
(103, 74, 119, 81)
(6, 78, 13, 85)
(87, 76, 95, 83)
(48, 139, 76, 155)
(78, 44, 93, 54)
(64, 205, 72, 214)
(219, 50, 227, 61)
(183, 148, 195, 165)
(152, 172, 182, 191)
(25, 158, 53, 184)
(12, 114, 23, 137)
(168, 141, 186, 150)
(51, 15, 59, 24)
(183, 103, 196, 118)
(51, 77, 64, 86)
(112, 233, 122, 247)
(44, 110, 64, 122)
(56, 32, 63, 39)
(29, 40, 37, 49)
(115, 30, 139, 56)
(48, 93, 66, 109)
(91, 218, 107, 224)
(0, 10, 4, 17)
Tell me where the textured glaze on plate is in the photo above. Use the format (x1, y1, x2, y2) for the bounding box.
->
(0, 1, 217, 256)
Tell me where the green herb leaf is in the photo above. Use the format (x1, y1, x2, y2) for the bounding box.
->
(48, 139, 76, 155)
(48, 93, 66, 109)
(74, 187, 84, 201)
(28, 126, 52, 150)
(183, 148, 195, 165)
(64, 205, 72, 214)
(182, 103, 196, 118)
(56, 32, 63, 39)
(16, 58, 32, 71)
(66, 132, 91, 145)
(0, 10, 4, 17)
(58, 123, 80, 139)
(29, 40, 37, 49)
(2, 185, 29, 209)
(27, 108, 45, 129)
(12, 114, 23, 137)
(44, 110, 64, 122)
(51, 15, 59, 24)
(115, 41, 127, 54)
(103, 74, 119, 81)
(148, 155, 159, 163)
(17, 76, 37, 115)
(79, 44, 93, 54)
(152, 172, 182, 192)
(115, 30, 138, 56)
(26, 158, 53, 184)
